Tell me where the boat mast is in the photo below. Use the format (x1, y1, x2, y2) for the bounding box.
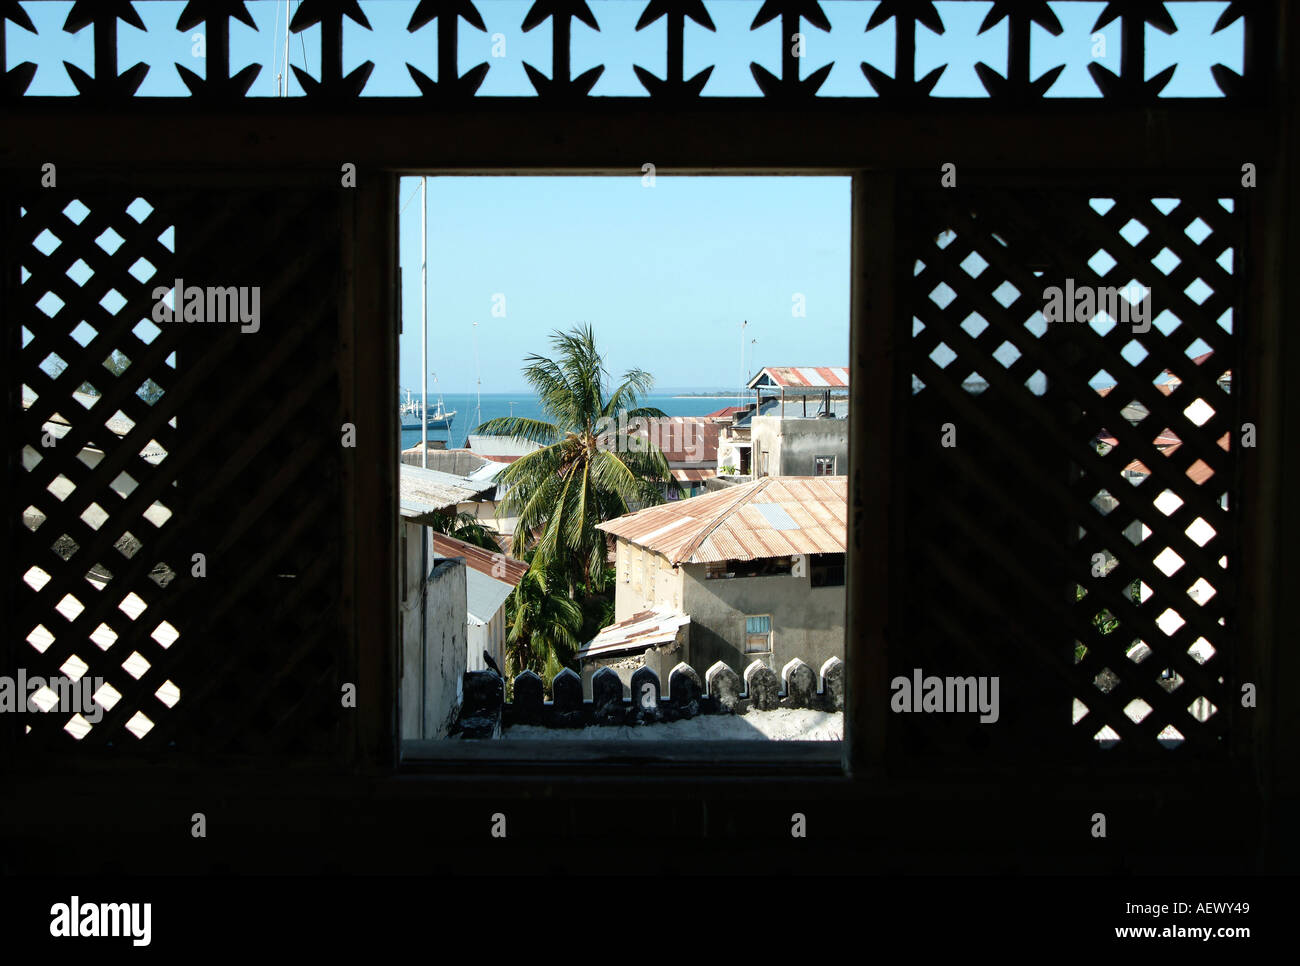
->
(281, 1, 290, 97)
(473, 320, 482, 440)
(420, 176, 428, 468)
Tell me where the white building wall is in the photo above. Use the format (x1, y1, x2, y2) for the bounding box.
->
(467, 608, 507, 675)
(399, 522, 467, 741)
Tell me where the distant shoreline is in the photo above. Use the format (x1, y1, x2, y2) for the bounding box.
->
(670, 393, 746, 399)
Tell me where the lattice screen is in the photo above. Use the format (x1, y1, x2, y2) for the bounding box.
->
(9, 187, 348, 757)
(0, 1, 1258, 103)
(900, 184, 1240, 759)
(14, 191, 185, 748)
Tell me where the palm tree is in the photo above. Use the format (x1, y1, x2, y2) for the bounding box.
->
(474, 324, 671, 595)
(503, 553, 583, 678)
(427, 509, 502, 553)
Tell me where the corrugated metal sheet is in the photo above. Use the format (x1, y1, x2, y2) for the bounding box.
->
(670, 468, 717, 483)
(752, 502, 797, 530)
(465, 434, 544, 461)
(577, 608, 690, 660)
(399, 463, 494, 520)
(432, 532, 528, 586)
(597, 476, 846, 565)
(465, 567, 514, 623)
(748, 366, 850, 390)
(398, 446, 508, 479)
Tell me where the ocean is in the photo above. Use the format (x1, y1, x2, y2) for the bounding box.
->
(398, 391, 746, 451)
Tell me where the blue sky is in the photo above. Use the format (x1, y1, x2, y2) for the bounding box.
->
(9, 2, 1243, 99)
(10, 2, 1242, 391)
(398, 175, 850, 394)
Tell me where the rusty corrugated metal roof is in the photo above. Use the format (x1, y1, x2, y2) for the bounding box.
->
(597, 476, 846, 565)
(747, 366, 850, 390)
(577, 608, 690, 661)
(432, 533, 527, 586)
(704, 405, 747, 420)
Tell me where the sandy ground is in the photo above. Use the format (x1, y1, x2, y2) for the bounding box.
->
(504, 708, 842, 741)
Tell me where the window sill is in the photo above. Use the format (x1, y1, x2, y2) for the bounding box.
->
(399, 738, 845, 776)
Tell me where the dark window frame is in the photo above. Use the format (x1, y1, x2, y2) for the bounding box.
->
(810, 552, 846, 588)
(705, 555, 798, 580)
(0, 53, 1286, 814)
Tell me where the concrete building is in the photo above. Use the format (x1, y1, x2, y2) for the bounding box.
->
(398, 490, 469, 742)
(596, 476, 846, 675)
(716, 367, 850, 480)
(432, 532, 529, 675)
(622, 415, 721, 500)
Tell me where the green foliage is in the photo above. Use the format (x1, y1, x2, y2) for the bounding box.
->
(427, 509, 502, 552)
(474, 324, 671, 596)
(503, 550, 583, 679)
(576, 567, 617, 645)
(1074, 577, 1144, 663)
(79, 352, 163, 404)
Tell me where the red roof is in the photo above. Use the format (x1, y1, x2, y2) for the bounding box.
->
(626, 417, 719, 465)
(749, 366, 849, 389)
(432, 533, 528, 586)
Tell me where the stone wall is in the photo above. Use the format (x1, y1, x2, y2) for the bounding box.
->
(451, 656, 844, 737)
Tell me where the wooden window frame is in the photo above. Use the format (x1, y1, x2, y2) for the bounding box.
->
(744, 614, 774, 655)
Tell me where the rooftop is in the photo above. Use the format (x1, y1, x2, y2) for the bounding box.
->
(704, 405, 748, 420)
(747, 366, 850, 391)
(465, 434, 544, 463)
(576, 608, 691, 661)
(625, 416, 720, 465)
(432, 532, 527, 585)
(398, 463, 495, 522)
(737, 397, 849, 425)
(597, 475, 846, 565)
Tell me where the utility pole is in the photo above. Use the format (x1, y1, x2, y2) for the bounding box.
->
(420, 176, 428, 468)
(738, 319, 748, 407)
(473, 321, 482, 439)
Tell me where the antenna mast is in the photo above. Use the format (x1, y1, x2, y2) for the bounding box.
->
(473, 321, 482, 435)
(420, 176, 428, 468)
